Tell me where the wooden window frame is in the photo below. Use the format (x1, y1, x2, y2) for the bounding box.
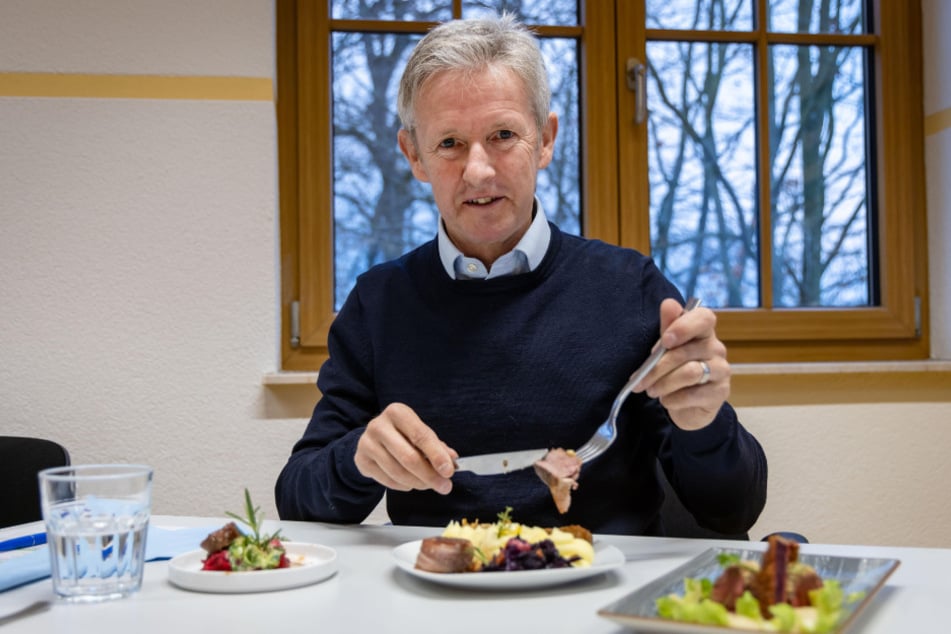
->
(278, 0, 928, 371)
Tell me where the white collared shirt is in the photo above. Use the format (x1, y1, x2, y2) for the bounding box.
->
(437, 197, 552, 280)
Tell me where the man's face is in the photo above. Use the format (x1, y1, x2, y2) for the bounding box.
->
(398, 66, 558, 266)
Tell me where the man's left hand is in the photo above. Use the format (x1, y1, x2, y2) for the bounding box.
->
(630, 298, 730, 430)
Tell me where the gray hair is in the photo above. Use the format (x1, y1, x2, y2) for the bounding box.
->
(397, 14, 551, 134)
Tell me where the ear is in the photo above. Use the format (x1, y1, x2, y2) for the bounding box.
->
(536, 112, 559, 170)
(398, 128, 431, 183)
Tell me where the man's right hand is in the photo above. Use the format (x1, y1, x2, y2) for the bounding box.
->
(354, 402, 458, 495)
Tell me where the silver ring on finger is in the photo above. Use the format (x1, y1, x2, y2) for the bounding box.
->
(696, 360, 711, 385)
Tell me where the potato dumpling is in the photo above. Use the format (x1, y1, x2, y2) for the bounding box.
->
(440, 519, 594, 568)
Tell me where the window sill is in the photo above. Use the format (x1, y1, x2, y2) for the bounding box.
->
(730, 359, 951, 375)
(262, 360, 951, 411)
(728, 360, 951, 406)
(263, 360, 951, 383)
(263, 371, 319, 386)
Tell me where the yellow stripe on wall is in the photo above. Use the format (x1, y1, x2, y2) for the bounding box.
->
(4, 72, 945, 132)
(925, 106, 951, 136)
(0, 73, 273, 101)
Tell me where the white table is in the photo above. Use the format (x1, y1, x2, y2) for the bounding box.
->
(0, 515, 946, 633)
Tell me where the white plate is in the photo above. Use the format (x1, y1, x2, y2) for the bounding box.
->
(392, 539, 624, 590)
(167, 542, 337, 593)
(597, 546, 900, 633)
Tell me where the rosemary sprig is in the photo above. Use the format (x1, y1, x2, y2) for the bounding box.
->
(225, 488, 282, 544)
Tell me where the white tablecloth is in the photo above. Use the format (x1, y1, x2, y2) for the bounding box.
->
(0, 515, 945, 633)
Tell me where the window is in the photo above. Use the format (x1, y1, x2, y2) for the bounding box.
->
(278, 1, 927, 370)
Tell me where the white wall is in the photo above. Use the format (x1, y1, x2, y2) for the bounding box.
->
(1, 1, 949, 547)
(743, 402, 951, 546)
(0, 0, 303, 521)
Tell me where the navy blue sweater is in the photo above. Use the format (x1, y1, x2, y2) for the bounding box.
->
(275, 225, 767, 535)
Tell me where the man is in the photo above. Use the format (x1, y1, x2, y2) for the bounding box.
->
(275, 15, 767, 535)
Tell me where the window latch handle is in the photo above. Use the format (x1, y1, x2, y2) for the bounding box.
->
(626, 58, 647, 125)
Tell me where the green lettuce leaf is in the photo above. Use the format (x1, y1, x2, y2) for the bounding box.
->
(735, 590, 764, 622)
(655, 594, 729, 626)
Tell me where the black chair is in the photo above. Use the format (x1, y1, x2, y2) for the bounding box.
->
(657, 462, 807, 543)
(0, 436, 71, 528)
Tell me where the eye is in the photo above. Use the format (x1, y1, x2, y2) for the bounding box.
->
(438, 138, 457, 149)
(497, 129, 515, 140)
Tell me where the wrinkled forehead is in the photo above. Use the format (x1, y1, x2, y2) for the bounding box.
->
(414, 65, 531, 117)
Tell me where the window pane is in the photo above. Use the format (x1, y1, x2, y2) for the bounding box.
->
(331, 32, 427, 309)
(461, 0, 579, 25)
(769, 44, 872, 307)
(536, 38, 581, 235)
(331, 0, 452, 21)
(331, 32, 580, 309)
(645, 0, 752, 31)
(767, 0, 867, 34)
(647, 41, 759, 307)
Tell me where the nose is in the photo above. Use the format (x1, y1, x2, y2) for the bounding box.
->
(462, 143, 495, 184)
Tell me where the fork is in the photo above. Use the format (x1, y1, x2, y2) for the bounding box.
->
(574, 297, 701, 463)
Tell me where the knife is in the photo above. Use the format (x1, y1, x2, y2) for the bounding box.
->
(454, 448, 549, 476)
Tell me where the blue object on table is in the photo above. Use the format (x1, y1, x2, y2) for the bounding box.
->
(0, 533, 47, 553)
(0, 525, 218, 593)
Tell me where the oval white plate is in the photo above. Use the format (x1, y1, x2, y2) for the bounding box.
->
(392, 539, 624, 590)
(168, 542, 337, 593)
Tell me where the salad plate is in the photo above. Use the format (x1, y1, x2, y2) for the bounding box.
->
(168, 542, 337, 593)
(597, 546, 900, 633)
(392, 539, 624, 590)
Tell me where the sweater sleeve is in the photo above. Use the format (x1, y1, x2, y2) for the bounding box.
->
(274, 286, 386, 523)
(633, 254, 767, 536)
(659, 403, 768, 535)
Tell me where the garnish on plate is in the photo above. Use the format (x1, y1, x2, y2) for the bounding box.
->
(200, 489, 289, 572)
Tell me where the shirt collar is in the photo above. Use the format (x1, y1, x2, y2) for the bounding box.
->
(437, 197, 552, 279)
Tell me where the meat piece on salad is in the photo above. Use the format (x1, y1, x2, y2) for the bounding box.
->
(200, 521, 241, 553)
(533, 448, 582, 514)
(750, 534, 822, 617)
(711, 563, 757, 611)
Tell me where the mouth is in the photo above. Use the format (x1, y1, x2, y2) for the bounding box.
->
(465, 196, 502, 206)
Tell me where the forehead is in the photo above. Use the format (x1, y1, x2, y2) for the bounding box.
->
(413, 66, 534, 134)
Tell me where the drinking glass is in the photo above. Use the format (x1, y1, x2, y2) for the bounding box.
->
(38, 464, 153, 602)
